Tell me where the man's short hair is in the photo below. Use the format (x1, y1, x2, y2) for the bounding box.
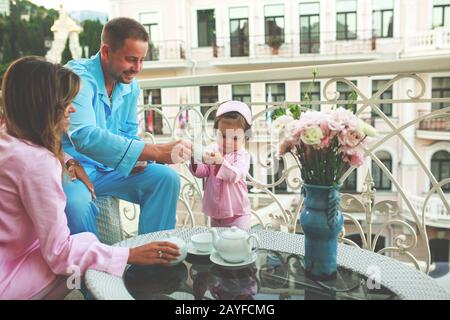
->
(101, 17, 149, 51)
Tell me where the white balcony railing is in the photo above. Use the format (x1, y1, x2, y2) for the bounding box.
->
(405, 27, 450, 52)
(134, 56, 450, 273)
(144, 40, 186, 61)
(139, 29, 450, 65)
(407, 194, 450, 222)
(209, 33, 378, 60)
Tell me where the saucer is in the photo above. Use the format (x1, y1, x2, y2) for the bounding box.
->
(209, 251, 257, 268)
(187, 243, 212, 256)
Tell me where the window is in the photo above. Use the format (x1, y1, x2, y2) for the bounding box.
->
(372, 0, 393, 38)
(372, 151, 392, 191)
(267, 156, 287, 193)
(266, 83, 286, 102)
(432, 77, 450, 111)
(300, 82, 320, 111)
(145, 24, 159, 61)
(266, 83, 285, 122)
(200, 86, 218, 119)
(336, 0, 357, 40)
(248, 155, 254, 192)
(197, 9, 216, 47)
(433, 0, 450, 28)
(372, 80, 393, 117)
(265, 4, 285, 45)
(430, 239, 450, 262)
(299, 2, 320, 53)
(229, 7, 249, 57)
(341, 166, 357, 192)
(232, 84, 251, 103)
(140, 12, 159, 61)
(431, 150, 450, 192)
(143, 89, 163, 135)
(346, 234, 386, 252)
(337, 80, 358, 112)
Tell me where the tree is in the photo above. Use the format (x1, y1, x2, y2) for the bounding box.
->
(79, 19, 103, 58)
(0, 0, 58, 82)
(61, 37, 73, 65)
(1, 33, 13, 63)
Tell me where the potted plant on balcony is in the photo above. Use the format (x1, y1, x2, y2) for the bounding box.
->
(148, 41, 159, 61)
(267, 36, 283, 55)
(212, 40, 218, 58)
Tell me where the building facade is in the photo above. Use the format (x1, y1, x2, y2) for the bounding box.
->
(107, 0, 450, 264)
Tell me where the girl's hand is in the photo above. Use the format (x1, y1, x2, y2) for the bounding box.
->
(203, 152, 215, 165)
(210, 152, 224, 165)
(204, 152, 223, 165)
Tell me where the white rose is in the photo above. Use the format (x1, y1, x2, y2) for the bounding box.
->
(272, 115, 294, 131)
(357, 119, 377, 137)
(301, 126, 323, 145)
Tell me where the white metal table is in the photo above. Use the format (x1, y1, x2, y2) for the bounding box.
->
(85, 227, 450, 300)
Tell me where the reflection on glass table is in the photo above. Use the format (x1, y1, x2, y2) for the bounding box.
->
(123, 249, 399, 300)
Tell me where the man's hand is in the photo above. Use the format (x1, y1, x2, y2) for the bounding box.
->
(140, 140, 192, 164)
(131, 161, 147, 175)
(128, 241, 180, 265)
(66, 160, 96, 199)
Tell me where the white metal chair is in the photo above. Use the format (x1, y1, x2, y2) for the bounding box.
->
(94, 196, 125, 245)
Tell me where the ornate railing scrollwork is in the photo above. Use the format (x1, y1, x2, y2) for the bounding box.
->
(338, 171, 429, 273)
(136, 64, 450, 273)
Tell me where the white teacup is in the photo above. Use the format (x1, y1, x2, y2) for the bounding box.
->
(191, 233, 213, 252)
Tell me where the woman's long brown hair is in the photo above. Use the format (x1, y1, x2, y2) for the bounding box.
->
(0, 56, 80, 168)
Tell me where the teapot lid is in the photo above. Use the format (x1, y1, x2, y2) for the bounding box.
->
(221, 226, 247, 240)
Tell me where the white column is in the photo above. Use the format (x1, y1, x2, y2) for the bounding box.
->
(403, 0, 418, 36)
(177, 0, 187, 59)
(399, 78, 418, 195)
(218, 85, 231, 101)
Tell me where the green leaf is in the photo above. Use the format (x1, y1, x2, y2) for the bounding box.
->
(271, 108, 286, 120)
(288, 104, 301, 119)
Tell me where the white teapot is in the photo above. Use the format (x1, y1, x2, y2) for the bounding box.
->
(160, 232, 187, 266)
(210, 227, 260, 263)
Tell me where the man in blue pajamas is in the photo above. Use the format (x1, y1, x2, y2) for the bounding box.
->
(62, 17, 191, 236)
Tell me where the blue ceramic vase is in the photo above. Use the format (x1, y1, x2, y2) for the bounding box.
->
(300, 184, 343, 280)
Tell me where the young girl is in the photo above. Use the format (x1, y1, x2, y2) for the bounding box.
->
(190, 100, 252, 230)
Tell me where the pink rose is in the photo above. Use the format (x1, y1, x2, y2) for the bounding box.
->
(338, 130, 364, 148)
(350, 152, 365, 167)
(318, 136, 331, 149)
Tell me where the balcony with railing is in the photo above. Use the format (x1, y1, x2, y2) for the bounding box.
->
(209, 32, 390, 66)
(132, 56, 450, 272)
(417, 110, 450, 140)
(143, 40, 190, 69)
(406, 194, 450, 228)
(138, 29, 450, 69)
(404, 27, 450, 55)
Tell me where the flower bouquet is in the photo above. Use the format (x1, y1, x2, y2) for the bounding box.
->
(273, 107, 376, 280)
(274, 107, 376, 185)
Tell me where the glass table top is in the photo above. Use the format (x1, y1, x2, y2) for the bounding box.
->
(124, 249, 399, 300)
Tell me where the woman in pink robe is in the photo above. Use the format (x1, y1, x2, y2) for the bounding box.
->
(0, 56, 180, 299)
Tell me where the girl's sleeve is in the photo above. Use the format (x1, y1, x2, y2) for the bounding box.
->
(189, 163, 211, 178)
(216, 153, 250, 183)
(19, 157, 129, 278)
